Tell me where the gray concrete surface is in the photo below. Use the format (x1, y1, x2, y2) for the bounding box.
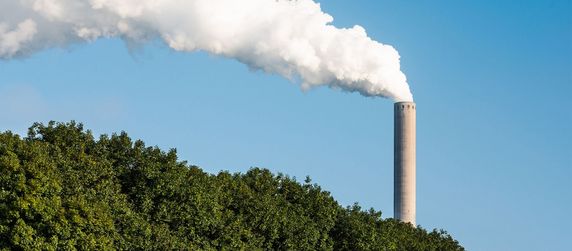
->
(394, 101, 416, 226)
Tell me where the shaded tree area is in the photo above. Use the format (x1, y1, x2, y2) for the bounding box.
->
(0, 121, 463, 250)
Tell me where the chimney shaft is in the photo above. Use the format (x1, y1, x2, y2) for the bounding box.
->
(394, 102, 416, 225)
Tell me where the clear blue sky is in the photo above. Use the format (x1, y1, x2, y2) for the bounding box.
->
(1, 0, 571, 250)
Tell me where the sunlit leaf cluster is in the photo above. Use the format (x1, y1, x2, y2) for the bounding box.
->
(0, 121, 463, 250)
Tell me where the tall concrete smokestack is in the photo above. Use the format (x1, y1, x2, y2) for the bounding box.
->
(394, 101, 416, 225)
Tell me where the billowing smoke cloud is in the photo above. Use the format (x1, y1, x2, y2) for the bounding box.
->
(0, 0, 413, 101)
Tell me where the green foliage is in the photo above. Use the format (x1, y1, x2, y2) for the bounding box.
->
(0, 121, 463, 250)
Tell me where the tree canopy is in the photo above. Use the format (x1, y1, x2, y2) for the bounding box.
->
(0, 121, 463, 250)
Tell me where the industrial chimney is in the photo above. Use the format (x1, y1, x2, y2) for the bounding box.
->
(394, 101, 416, 225)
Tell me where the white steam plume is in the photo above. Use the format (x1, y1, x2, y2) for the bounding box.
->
(0, 0, 413, 101)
